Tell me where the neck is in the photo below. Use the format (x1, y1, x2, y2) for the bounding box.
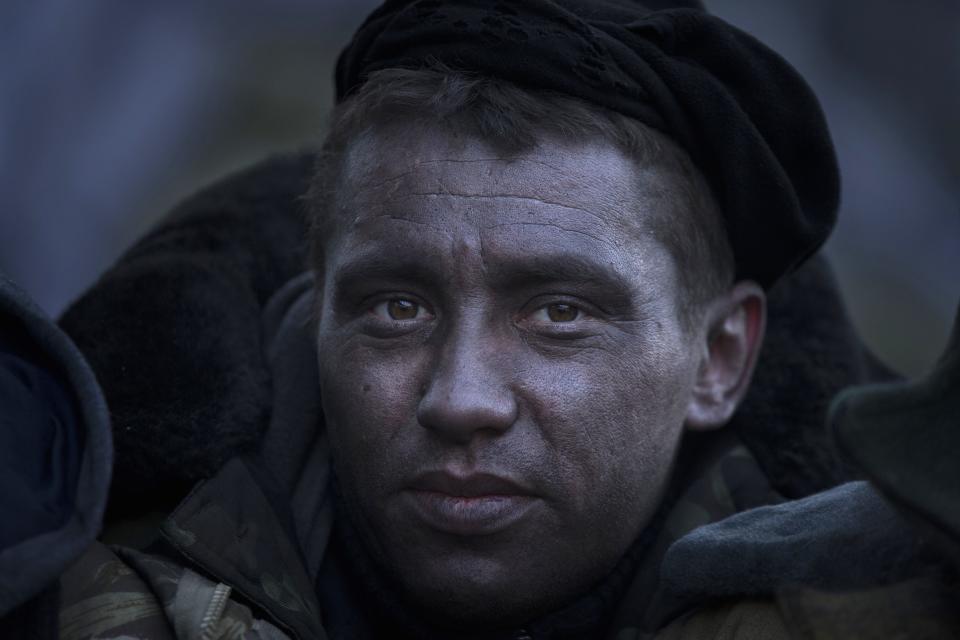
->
(317, 476, 677, 640)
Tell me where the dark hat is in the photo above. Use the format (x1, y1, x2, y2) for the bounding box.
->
(831, 303, 960, 562)
(335, 0, 840, 288)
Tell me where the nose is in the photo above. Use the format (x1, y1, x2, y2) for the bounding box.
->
(416, 328, 518, 444)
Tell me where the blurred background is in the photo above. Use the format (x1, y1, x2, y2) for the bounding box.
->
(0, 0, 957, 377)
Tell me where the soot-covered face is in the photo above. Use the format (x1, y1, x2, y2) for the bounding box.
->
(315, 125, 713, 627)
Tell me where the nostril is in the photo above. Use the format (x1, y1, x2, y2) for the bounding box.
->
(417, 335, 519, 441)
(416, 380, 518, 443)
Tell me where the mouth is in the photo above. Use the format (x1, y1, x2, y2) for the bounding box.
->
(403, 470, 538, 536)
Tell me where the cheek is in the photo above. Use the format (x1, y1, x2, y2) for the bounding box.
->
(316, 335, 430, 477)
(523, 341, 695, 515)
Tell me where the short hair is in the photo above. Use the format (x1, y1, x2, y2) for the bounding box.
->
(307, 65, 734, 329)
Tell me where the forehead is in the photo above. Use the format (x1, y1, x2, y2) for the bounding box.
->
(322, 125, 682, 291)
(335, 125, 668, 235)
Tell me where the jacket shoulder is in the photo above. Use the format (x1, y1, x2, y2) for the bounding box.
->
(777, 577, 960, 640)
(59, 541, 291, 640)
(59, 541, 175, 639)
(649, 600, 791, 640)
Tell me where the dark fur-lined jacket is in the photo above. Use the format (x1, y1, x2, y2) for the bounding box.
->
(48, 153, 948, 639)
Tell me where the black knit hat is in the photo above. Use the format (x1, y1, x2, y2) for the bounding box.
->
(335, 0, 840, 289)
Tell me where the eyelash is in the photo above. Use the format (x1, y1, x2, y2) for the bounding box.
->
(369, 298, 434, 321)
(519, 299, 602, 340)
(356, 294, 602, 341)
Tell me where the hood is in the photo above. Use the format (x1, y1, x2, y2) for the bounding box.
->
(0, 274, 112, 616)
(650, 480, 937, 628)
(831, 301, 960, 567)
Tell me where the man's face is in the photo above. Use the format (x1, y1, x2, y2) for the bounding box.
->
(315, 125, 705, 625)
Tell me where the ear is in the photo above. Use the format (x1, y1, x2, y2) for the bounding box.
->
(685, 281, 766, 431)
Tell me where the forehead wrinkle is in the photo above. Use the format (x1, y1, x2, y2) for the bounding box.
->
(345, 190, 623, 241)
(357, 212, 456, 237)
(371, 173, 633, 216)
(343, 134, 568, 182)
(394, 191, 608, 225)
(334, 129, 672, 269)
(343, 144, 637, 218)
(483, 221, 615, 249)
(345, 157, 509, 197)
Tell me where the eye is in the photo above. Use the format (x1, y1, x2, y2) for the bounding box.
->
(372, 298, 431, 321)
(533, 302, 582, 323)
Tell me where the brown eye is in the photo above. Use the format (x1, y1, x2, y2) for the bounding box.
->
(546, 303, 580, 322)
(386, 299, 420, 320)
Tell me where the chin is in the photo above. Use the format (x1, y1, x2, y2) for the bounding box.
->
(390, 553, 536, 627)
(388, 546, 590, 630)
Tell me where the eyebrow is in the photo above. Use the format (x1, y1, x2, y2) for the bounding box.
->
(486, 254, 636, 311)
(331, 249, 636, 311)
(331, 252, 442, 295)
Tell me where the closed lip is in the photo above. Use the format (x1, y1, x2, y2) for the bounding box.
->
(402, 470, 538, 536)
(407, 470, 533, 498)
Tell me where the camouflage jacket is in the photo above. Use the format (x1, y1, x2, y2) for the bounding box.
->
(59, 437, 788, 640)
